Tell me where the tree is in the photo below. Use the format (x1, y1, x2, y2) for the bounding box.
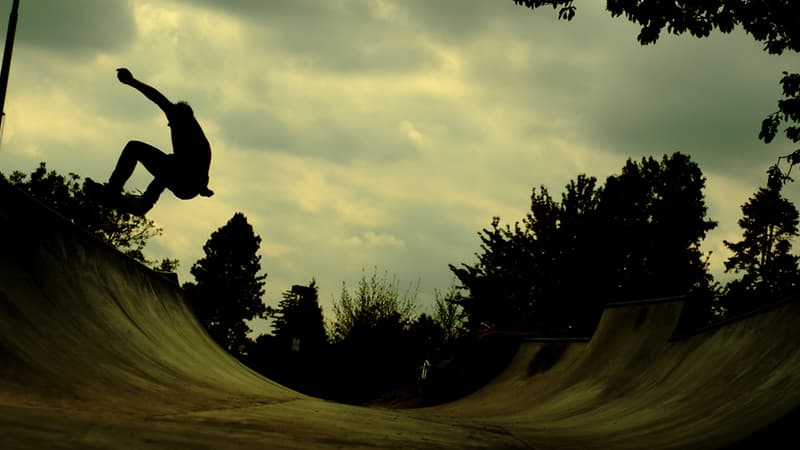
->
(601, 154, 719, 331)
(599, 153, 717, 302)
(1, 162, 167, 267)
(513, 1, 800, 176)
(272, 281, 327, 356)
(451, 153, 717, 334)
(450, 179, 601, 334)
(246, 281, 329, 396)
(723, 176, 800, 311)
(433, 281, 466, 345)
(328, 268, 420, 403)
(331, 267, 417, 342)
(184, 212, 267, 357)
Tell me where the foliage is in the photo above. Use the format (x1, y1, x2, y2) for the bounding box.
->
(762, 72, 800, 183)
(406, 313, 445, 363)
(723, 179, 800, 311)
(599, 153, 717, 302)
(512, 1, 798, 53)
(184, 212, 267, 357)
(331, 267, 418, 342)
(450, 153, 717, 334)
(326, 268, 428, 403)
(1, 162, 168, 267)
(242, 281, 328, 396)
(513, 1, 800, 178)
(433, 281, 466, 345)
(152, 258, 180, 273)
(271, 281, 327, 355)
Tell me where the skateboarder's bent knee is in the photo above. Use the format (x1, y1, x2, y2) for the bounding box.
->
(99, 67, 214, 215)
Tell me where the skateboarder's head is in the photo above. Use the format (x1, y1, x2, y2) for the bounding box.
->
(175, 101, 194, 117)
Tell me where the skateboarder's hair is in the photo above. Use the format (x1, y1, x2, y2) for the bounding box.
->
(175, 101, 193, 116)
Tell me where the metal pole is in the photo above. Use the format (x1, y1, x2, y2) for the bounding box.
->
(0, 0, 20, 130)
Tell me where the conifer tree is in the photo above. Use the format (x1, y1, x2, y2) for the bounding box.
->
(272, 281, 327, 355)
(184, 212, 267, 356)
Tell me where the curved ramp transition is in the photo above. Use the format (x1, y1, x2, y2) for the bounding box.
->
(1, 181, 798, 449)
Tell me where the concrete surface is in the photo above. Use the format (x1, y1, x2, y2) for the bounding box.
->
(1, 180, 798, 449)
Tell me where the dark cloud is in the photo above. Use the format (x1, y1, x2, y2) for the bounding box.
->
(3, 0, 136, 56)
(175, 0, 440, 74)
(399, 0, 513, 43)
(577, 34, 799, 178)
(462, 8, 800, 182)
(177, 0, 501, 40)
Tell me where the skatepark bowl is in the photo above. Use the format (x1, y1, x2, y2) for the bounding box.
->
(1, 180, 799, 449)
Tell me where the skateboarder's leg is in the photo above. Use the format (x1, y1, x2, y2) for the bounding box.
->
(118, 179, 165, 216)
(108, 140, 170, 193)
(140, 177, 166, 213)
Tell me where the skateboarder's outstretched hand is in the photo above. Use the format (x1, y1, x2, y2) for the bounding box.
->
(116, 68, 134, 85)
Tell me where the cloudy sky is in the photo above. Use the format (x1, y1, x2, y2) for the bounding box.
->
(1, 0, 798, 334)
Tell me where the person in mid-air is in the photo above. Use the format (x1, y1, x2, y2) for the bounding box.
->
(88, 68, 213, 215)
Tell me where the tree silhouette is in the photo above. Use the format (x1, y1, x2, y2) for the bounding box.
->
(332, 267, 417, 342)
(1, 162, 167, 267)
(272, 281, 327, 356)
(451, 153, 717, 334)
(514, 1, 798, 52)
(329, 268, 420, 403)
(246, 281, 328, 396)
(433, 281, 466, 346)
(723, 177, 800, 312)
(599, 153, 717, 302)
(184, 212, 267, 357)
(450, 177, 604, 334)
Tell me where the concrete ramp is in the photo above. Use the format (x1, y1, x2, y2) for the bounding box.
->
(426, 298, 800, 448)
(1, 180, 799, 449)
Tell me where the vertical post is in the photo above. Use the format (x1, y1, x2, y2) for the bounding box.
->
(0, 0, 20, 130)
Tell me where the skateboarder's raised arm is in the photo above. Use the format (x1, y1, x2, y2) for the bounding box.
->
(116, 68, 174, 115)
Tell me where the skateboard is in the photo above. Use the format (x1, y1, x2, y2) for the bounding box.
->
(84, 179, 150, 216)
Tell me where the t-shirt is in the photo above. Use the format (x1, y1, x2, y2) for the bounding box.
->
(167, 104, 211, 183)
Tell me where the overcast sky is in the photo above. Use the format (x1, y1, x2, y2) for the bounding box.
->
(1, 0, 798, 335)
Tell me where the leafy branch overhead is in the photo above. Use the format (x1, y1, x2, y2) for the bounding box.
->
(513, 0, 800, 175)
(513, 0, 798, 52)
(761, 72, 800, 182)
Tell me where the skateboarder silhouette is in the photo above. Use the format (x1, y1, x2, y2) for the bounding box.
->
(88, 68, 213, 215)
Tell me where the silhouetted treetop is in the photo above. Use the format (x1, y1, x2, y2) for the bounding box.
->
(272, 280, 327, 355)
(451, 152, 717, 334)
(723, 178, 799, 308)
(332, 267, 418, 343)
(184, 212, 267, 357)
(513, 1, 799, 53)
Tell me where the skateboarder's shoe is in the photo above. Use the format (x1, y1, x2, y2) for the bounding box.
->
(117, 193, 152, 217)
(84, 178, 110, 201)
(84, 178, 122, 208)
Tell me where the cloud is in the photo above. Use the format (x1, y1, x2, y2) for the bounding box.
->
(173, 0, 441, 74)
(10, 0, 136, 56)
(344, 231, 406, 249)
(457, 6, 800, 187)
(3, 0, 799, 337)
